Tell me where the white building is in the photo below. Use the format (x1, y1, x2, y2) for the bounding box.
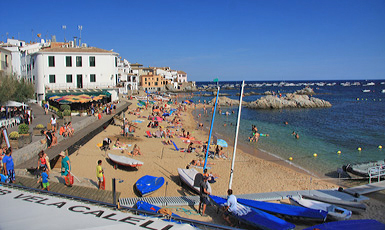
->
(31, 46, 119, 102)
(0, 47, 12, 75)
(177, 70, 187, 83)
(0, 38, 46, 80)
(117, 58, 139, 94)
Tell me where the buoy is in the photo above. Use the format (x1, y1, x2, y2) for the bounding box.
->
(357, 147, 362, 151)
(337, 150, 341, 154)
(379, 145, 383, 149)
(289, 157, 293, 161)
(313, 153, 318, 157)
(356, 98, 359, 101)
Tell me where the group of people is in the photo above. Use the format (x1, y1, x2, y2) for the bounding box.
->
(248, 125, 269, 142)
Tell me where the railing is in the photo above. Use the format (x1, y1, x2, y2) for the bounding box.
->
(368, 166, 385, 183)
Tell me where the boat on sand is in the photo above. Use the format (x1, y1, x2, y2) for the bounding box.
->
(289, 196, 351, 221)
(135, 175, 164, 197)
(108, 153, 143, 167)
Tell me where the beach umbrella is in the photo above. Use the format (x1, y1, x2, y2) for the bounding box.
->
(149, 101, 155, 105)
(167, 101, 173, 105)
(153, 109, 160, 113)
(138, 100, 146, 106)
(137, 103, 144, 107)
(162, 113, 170, 117)
(217, 139, 228, 148)
(152, 116, 163, 121)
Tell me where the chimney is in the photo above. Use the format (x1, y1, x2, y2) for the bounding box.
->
(52, 35, 56, 42)
(74, 37, 77, 47)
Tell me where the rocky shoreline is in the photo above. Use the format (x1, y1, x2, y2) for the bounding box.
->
(209, 93, 332, 109)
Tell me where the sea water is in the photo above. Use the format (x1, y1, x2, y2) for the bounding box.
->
(192, 80, 385, 177)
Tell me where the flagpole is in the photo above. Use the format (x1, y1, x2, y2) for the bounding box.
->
(203, 84, 220, 170)
(228, 81, 244, 189)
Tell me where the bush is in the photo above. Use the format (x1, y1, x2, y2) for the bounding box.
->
(51, 106, 59, 113)
(57, 111, 63, 118)
(18, 124, 29, 134)
(9, 131, 19, 140)
(60, 105, 71, 111)
(36, 124, 44, 129)
(63, 110, 71, 116)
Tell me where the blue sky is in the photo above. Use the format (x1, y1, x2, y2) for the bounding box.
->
(1, 0, 384, 81)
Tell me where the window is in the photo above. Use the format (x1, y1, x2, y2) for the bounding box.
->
(115, 57, 117, 67)
(90, 74, 96, 82)
(66, 74, 72, 83)
(48, 56, 55, 67)
(49, 75, 55, 83)
(155, 82, 158, 86)
(89, 56, 95, 67)
(66, 56, 72, 67)
(76, 56, 82, 67)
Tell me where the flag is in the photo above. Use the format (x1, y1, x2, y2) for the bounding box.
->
(37, 34, 41, 38)
(213, 78, 218, 82)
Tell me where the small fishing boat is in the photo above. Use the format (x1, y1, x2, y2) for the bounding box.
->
(108, 153, 143, 168)
(301, 194, 366, 213)
(135, 175, 165, 197)
(210, 195, 295, 230)
(177, 168, 211, 194)
(289, 196, 352, 221)
(362, 89, 371, 93)
(237, 198, 327, 221)
(302, 219, 385, 230)
(343, 160, 385, 178)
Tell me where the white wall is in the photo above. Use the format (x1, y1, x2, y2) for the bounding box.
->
(32, 51, 118, 102)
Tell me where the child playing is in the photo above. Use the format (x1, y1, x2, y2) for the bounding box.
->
(37, 166, 50, 191)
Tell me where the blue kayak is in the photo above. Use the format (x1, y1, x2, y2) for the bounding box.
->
(237, 198, 327, 221)
(210, 195, 295, 230)
(135, 175, 165, 197)
(303, 219, 385, 230)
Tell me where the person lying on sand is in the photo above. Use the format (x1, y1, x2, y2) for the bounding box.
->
(115, 138, 124, 148)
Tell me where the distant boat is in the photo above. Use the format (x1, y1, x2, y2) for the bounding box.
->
(107, 153, 143, 168)
(237, 198, 327, 221)
(363, 82, 375, 86)
(343, 160, 385, 178)
(210, 195, 295, 230)
(135, 175, 164, 197)
(362, 89, 371, 93)
(289, 196, 351, 221)
(381, 89, 385, 93)
(302, 219, 385, 230)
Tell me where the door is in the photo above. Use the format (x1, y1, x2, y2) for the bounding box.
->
(77, 74, 83, 88)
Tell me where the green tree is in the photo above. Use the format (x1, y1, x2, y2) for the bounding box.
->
(0, 72, 35, 104)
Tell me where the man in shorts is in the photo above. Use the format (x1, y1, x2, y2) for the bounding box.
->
(199, 176, 210, 216)
(96, 160, 104, 189)
(223, 189, 238, 226)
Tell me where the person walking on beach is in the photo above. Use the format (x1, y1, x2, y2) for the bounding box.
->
(223, 189, 238, 227)
(51, 114, 57, 133)
(2, 148, 15, 183)
(96, 160, 104, 189)
(198, 176, 210, 216)
(60, 151, 71, 187)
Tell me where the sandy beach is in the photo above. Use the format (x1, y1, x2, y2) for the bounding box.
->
(62, 96, 385, 225)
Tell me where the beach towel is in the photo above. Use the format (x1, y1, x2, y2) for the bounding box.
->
(192, 165, 211, 170)
(132, 120, 144, 123)
(96, 143, 103, 147)
(112, 144, 131, 150)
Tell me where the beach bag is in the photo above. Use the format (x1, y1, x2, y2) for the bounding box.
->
(65, 172, 74, 185)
